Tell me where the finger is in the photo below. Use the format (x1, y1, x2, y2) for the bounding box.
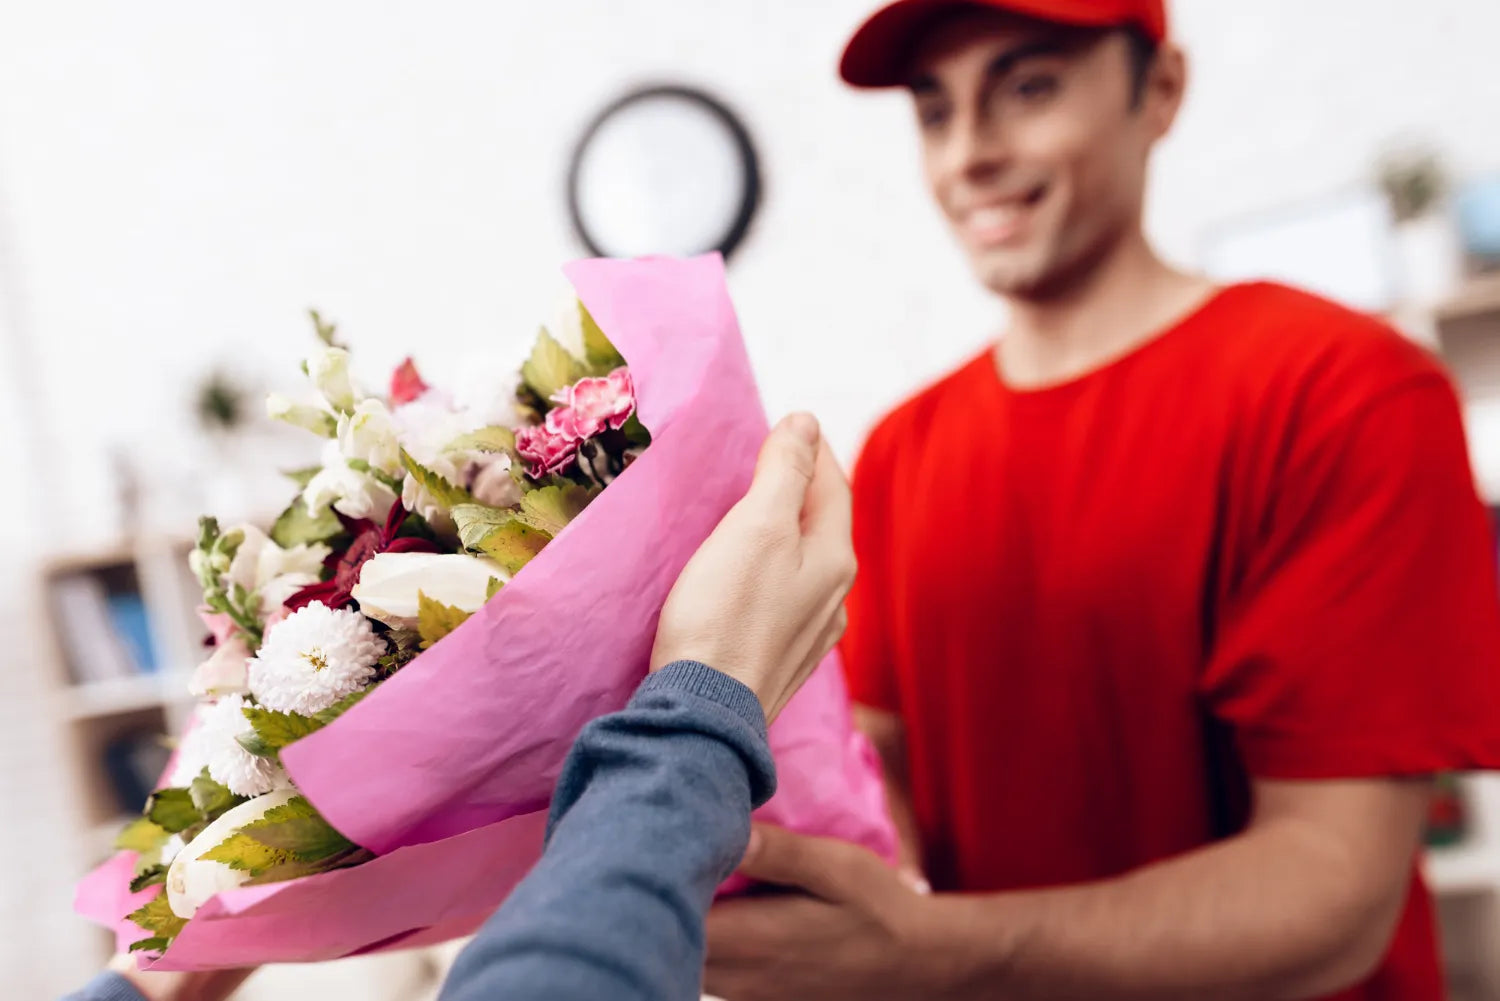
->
(743, 413, 821, 522)
(800, 439, 853, 553)
(738, 822, 867, 900)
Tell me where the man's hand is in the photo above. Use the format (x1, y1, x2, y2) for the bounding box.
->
(705, 825, 955, 1001)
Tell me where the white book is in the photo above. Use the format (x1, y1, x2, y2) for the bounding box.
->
(51, 574, 137, 684)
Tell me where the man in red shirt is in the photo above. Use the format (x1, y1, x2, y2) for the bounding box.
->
(705, 2, 1500, 999)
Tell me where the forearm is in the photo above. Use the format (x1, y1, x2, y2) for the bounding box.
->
(925, 815, 1414, 1001)
(854, 706, 923, 874)
(439, 661, 776, 1001)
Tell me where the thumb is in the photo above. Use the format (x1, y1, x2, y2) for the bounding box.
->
(738, 823, 863, 901)
(743, 413, 821, 521)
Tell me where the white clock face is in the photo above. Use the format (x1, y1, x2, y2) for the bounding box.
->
(571, 89, 758, 260)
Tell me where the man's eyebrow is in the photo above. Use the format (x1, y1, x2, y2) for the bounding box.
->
(906, 34, 1077, 94)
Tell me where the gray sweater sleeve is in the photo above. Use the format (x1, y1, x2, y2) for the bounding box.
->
(63, 660, 774, 1001)
(437, 659, 776, 1001)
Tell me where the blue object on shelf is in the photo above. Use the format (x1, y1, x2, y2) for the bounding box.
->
(1458, 175, 1500, 264)
(106, 592, 160, 674)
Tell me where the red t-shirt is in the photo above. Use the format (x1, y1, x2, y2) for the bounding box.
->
(841, 282, 1500, 1000)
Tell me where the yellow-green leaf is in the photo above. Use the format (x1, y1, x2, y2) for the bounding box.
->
(241, 704, 321, 754)
(401, 449, 474, 511)
(486, 577, 504, 600)
(515, 484, 596, 536)
(146, 788, 201, 834)
(579, 301, 626, 373)
(448, 426, 517, 455)
(127, 891, 187, 942)
(453, 504, 552, 575)
(115, 817, 170, 855)
(522, 328, 586, 402)
(201, 796, 356, 874)
(417, 591, 473, 650)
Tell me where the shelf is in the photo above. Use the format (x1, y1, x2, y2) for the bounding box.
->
(60, 672, 193, 721)
(1425, 843, 1500, 896)
(1436, 273, 1500, 326)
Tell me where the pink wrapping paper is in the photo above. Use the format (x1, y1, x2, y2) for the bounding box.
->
(76, 254, 896, 970)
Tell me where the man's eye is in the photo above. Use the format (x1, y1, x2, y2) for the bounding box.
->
(1009, 73, 1060, 102)
(917, 104, 951, 130)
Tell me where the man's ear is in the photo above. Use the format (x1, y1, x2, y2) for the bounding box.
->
(1144, 43, 1187, 140)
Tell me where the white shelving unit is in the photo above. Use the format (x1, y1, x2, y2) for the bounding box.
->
(1406, 276, 1500, 999)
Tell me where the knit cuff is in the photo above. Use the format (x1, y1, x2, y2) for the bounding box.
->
(637, 661, 767, 739)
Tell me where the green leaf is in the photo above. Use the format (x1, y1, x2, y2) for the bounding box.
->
(310, 308, 340, 348)
(200, 796, 356, 875)
(146, 789, 202, 834)
(448, 426, 517, 456)
(129, 865, 168, 894)
(515, 483, 596, 536)
(313, 686, 371, 726)
(579, 301, 626, 373)
(401, 449, 474, 511)
(282, 465, 322, 489)
(115, 817, 170, 855)
(417, 591, 473, 650)
(486, 577, 504, 600)
(521, 328, 586, 403)
(241, 704, 321, 755)
(189, 772, 246, 822)
(453, 504, 552, 575)
(376, 631, 423, 676)
(620, 411, 651, 448)
(270, 497, 344, 549)
(129, 936, 172, 955)
(127, 891, 187, 942)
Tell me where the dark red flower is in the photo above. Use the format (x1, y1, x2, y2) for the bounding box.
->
(389, 357, 430, 406)
(285, 502, 439, 612)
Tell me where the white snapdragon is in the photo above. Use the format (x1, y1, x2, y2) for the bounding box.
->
(306, 346, 357, 414)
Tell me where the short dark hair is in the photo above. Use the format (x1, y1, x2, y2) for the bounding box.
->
(1122, 25, 1159, 107)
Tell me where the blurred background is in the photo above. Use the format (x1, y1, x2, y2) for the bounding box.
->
(4, 0, 1500, 997)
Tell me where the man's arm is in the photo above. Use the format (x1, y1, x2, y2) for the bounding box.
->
(853, 706, 924, 878)
(706, 777, 1430, 1001)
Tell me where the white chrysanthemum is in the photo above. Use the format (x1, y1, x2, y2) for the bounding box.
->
(201, 694, 288, 797)
(247, 601, 384, 715)
(169, 706, 213, 787)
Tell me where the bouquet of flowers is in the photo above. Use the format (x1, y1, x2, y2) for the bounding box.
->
(76, 255, 896, 970)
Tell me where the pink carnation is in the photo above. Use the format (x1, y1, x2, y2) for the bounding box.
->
(546, 368, 635, 443)
(516, 424, 579, 479)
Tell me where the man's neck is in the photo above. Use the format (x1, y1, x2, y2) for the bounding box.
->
(997, 232, 1217, 390)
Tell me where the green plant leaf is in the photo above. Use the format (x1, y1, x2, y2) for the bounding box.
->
(401, 449, 474, 511)
(201, 796, 356, 875)
(129, 865, 168, 894)
(619, 412, 651, 448)
(270, 497, 342, 550)
(241, 704, 321, 754)
(453, 504, 552, 575)
(146, 789, 202, 834)
(514, 484, 596, 536)
(521, 328, 586, 403)
(486, 577, 504, 600)
(417, 591, 473, 650)
(313, 687, 372, 725)
(129, 936, 172, 955)
(579, 301, 626, 373)
(115, 817, 170, 855)
(189, 772, 245, 823)
(127, 891, 187, 943)
(448, 426, 517, 455)
(282, 466, 322, 489)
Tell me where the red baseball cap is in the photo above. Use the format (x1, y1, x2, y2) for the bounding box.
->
(839, 0, 1168, 88)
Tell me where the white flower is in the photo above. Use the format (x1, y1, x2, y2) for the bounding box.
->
(352, 552, 506, 630)
(202, 694, 289, 797)
(470, 455, 520, 509)
(189, 636, 252, 698)
(337, 398, 404, 480)
(549, 293, 588, 360)
(303, 440, 398, 523)
(167, 788, 298, 919)
(307, 347, 357, 414)
(169, 707, 213, 787)
(267, 393, 336, 437)
(247, 601, 384, 715)
(225, 525, 330, 611)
